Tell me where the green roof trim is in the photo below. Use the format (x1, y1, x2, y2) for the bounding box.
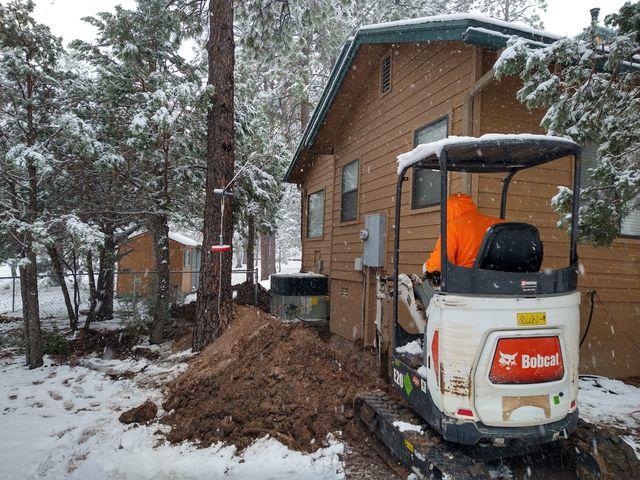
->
(284, 15, 561, 183)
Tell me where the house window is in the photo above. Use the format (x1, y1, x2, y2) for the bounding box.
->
(581, 142, 640, 237)
(381, 55, 391, 94)
(184, 249, 191, 268)
(341, 160, 359, 222)
(412, 117, 448, 209)
(306, 190, 325, 238)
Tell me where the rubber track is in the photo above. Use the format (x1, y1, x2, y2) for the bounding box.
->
(356, 390, 491, 480)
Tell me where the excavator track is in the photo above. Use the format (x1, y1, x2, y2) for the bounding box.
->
(355, 390, 491, 480)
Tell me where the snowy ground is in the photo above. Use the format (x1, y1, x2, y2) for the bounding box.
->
(0, 260, 301, 319)
(0, 346, 344, 480)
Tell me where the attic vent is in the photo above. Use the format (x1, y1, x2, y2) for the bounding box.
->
(381, 55, 391, 94)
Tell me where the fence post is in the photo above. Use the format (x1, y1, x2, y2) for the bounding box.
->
(12, 275, 16, 313)
(254, 269, 259, 307)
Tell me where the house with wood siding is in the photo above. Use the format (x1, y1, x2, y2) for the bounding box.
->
(284, 14, 640, 378)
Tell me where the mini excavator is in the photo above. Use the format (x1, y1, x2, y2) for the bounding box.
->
(355, 135, 597, 479)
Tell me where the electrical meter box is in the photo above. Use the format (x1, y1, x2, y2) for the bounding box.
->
(363, 214, 386, 267)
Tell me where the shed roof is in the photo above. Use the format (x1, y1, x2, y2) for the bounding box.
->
(125, 230, 201, 247)
(284, 14, 563, 183)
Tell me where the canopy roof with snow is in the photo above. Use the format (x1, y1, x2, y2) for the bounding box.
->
(284, 14, 563, 183)
(397, 134, 579, 174)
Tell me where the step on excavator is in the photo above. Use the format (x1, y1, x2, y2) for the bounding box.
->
(355, 134, 595, 479)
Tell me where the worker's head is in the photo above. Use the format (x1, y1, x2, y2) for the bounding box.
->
(446, 194, 477, 220)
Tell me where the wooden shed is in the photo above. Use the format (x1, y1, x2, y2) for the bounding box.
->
(285, 14, 640, 378)
(116, 231, 202, 296)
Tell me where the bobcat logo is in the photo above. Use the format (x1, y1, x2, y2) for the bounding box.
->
(498, 351, 518, 370)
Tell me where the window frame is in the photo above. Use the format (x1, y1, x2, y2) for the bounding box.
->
(306, 189, 325, 239)
(184, 249, 191, 268)
(340, 159, 360, 223)
(619, 205, 640, 239)
(580, 142, 640, 239)
(411, 116, 449, 210)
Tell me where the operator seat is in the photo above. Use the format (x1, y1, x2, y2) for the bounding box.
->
(473, 222, 543, 273)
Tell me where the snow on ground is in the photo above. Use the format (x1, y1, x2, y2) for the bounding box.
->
(578, 375, 640, 457)
(578, 376, 640, 430)
(0, 345, 345, 480)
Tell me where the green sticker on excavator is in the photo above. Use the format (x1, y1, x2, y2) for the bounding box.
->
(403, 373, 413, 395)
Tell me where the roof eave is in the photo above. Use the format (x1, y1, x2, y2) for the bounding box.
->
(284, 18, 560, 183)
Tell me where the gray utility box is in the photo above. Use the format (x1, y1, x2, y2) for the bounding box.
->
(362, 214, 386, 267)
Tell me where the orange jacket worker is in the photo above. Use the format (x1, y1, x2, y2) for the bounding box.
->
(424, 194, 503, 273)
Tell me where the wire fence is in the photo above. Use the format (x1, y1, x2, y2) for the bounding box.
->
(0, 269, 259, 325)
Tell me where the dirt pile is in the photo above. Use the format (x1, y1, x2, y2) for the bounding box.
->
(119, 400, 158, 424)
(162, 305, 384, 452)
(233, 281, 270, 312)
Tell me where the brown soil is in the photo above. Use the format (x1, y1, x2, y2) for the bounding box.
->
(119, 399, 158, 424)
(70, 328, 140, 358)
(233, 281, 270, 312)
(162, 305, 385, 452)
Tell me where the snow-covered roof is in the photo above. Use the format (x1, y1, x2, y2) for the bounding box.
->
(397, 134, 578, 174)
(168, 232, 200, 247)
(126, 230, 201, 247)
(360, 13, 562, 40)
(284, 14, 564, 184)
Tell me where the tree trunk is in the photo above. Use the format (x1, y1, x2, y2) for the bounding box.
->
(259, 233, 276, 280)
(47, 244, 77, 329)
(85, 251, 96, 330)
(268, 234, 276, 276)
(300, 42, 311, 128)
(149, 215, 170, 344)
(23, 72, 43, 368)
(87, 226, 116, 325)
(235, 243, 243, 268)
(22, 243, 42, 368)
(246, 215, 255, 283)
(193, 0, 235, 351)
(260, 233, 268, 281)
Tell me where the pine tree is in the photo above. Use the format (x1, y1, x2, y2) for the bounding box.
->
(72, 0, 206, 342)
(193, 0, 235, 350)
(476, 0, 547, 28)
(0, 0, 66, 367)
(495, 2, 640, 246)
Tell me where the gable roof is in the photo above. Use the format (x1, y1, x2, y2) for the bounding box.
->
(125, 230, 201, 247)
(284, 14, 563, 183)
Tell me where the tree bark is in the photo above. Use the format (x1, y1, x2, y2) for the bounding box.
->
(193, 0, 235, 351)
(47, 244, 77, 329)
(268, 233, 276, 276)
(85, 251, 96, 330)
(246, 215, 255, 283)
(22, 72, 43, 368)
(260, 233, 268, 281)
(300, 42, 311, 128)
(87, 225, 116, 325)
(259, 233, 276, 280)
(149, 215, 170, 344)
(22, 244, 42, 368)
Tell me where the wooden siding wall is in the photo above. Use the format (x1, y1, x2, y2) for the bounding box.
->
(116, 233, 191, 295)
(478, 52, 640, 378)
(302, 42, 476, 341)
(301, 154, 335, 275)
(300, 43, 639, 377)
